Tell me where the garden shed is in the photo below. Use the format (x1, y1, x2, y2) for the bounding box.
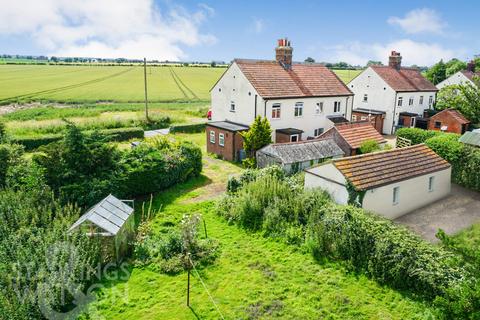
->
(256, 138, 344, 173)
(68, 194, 135, 262)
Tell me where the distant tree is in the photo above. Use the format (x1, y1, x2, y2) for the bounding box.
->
(436, 77, 480, 123)
(366, 60, 383, 67)
(304, 57, 315, 63)
(49, 56, 58, 63)
(334, 62, 350, 69)
(425, 59, 447, 84)
(241, 116, 272, 167)
(445, 59, 467, 77)
(210, 61, 216, 67)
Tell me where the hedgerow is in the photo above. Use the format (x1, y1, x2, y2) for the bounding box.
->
(396, 127, 444, 144)
(216, 168, 480, 318)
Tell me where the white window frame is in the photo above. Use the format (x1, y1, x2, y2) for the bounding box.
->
(409, 97, 414, 106)
(397, 97, 403, 107)
(419, 96, 424, 105)
(410, 117, 416, 127)
(428, 95, 434, 106)
(361, 116, 367, 121)
(272, 103, 281, 119)
(393, 186, 400, 205)
(314, 128, 324, 136)
(290, 134, 299, 142)
(428, 176, 434, 192)
(230, 101, 236, 112)
(363, 94, 368, 102)
(315, 102, 323, 115)
(352, 115, 357, 121)
(209, 130, 215, 144)
(294, 102, 303, 117)
(218, 133, 225, 147)
(334, 101, 341, 113)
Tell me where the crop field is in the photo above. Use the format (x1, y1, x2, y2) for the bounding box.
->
(333, 69, 362, 83)
(0, 65, 225, 104)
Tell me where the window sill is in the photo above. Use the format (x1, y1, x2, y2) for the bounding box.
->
(229, 110, 236, 113)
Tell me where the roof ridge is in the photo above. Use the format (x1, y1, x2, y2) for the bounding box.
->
(334, 143, 427, 162)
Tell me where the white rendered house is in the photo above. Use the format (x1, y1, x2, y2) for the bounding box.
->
(437, 61, 480, 90)
(210, 38, 354, 143)
(349, 51, 438, 134)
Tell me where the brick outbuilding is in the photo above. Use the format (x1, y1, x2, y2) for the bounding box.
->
(352, 108, 385, 133)
(427, 109, 470, 134)
(206, 121, 249, 161)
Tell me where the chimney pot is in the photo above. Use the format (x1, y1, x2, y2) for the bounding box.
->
(467, 60, 476, 73)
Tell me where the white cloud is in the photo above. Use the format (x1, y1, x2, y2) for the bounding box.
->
(388, 8, 446, 35)
(320, 39, 462, 66)
(248, 17, 264, 34)
(0, 0, 216, 60)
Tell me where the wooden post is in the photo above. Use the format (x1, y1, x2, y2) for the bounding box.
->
(143, 57, 149, 121)
(187, 268, 191, 306)
(203, 220, 208, 239)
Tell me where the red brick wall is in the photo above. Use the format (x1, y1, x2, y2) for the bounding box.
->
(321, 128, 353, 156)
(352, 113, 384, 133)
(428, 113, 469, 134)
(275, 132, 302, 143)
(206, 125, 244, 161)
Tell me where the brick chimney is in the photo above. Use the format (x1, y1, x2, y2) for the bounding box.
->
(388, 51, 402, 70)
(275, 38, 293, 70)
(467, 60, 476, 73)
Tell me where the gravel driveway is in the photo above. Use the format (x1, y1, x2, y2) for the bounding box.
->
(395, 184, 480, 242)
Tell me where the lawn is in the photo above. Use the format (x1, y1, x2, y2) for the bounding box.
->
(332, 69, 362, 84)
(0, 65, 225, 104)
(80, 132, 436, 320)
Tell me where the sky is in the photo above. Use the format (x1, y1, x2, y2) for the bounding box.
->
(0, 0, 478, 66)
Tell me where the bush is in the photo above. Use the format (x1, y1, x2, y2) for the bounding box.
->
(170, 123, 205, 133)
(12, 134, 62, 150)
(359, 139, 380, 154)
(396, 127, 443, 144)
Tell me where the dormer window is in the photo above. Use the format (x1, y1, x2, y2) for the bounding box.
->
(230, 101, 236, 112)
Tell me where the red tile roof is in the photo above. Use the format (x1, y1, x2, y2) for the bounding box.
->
(431, 108, 470, 124)
(333, 144, 450, 190)
(461, 70, 480, 82)
(333, 122, 386, 149)
(371, 66, 437, 92)
(235, 59, 353, 99)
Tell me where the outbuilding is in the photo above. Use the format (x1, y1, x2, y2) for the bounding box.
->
(427, 108, 470, 134)
(256, 138, 344, 173)
(304, 144, 451, 219)
(206, 120, 249, 161)
(68, 194, 135, 262)
(459, 131, 480, 147)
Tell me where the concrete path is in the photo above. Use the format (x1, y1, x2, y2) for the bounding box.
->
(144, 128, 170, 138)
(395, 184, 480, 242)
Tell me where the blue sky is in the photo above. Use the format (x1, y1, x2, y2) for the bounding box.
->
(0, 0, 478, 66)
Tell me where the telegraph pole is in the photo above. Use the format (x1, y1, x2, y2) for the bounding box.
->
(144, 57, 149, 121)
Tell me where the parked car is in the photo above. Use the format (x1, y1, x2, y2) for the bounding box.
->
(207, 109, 212, 120)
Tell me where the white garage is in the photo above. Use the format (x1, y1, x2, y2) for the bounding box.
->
(304, 144, 452, 219)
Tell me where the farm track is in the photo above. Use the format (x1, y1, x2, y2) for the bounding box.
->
(0, 67, 135, 103)
(168, 67, 200, 100)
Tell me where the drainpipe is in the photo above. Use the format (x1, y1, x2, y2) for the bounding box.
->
(348, 95, 354, 121)
(264, 100, 267, 118)
(254, 94, 258, 118)
(391, 92, 398, 135)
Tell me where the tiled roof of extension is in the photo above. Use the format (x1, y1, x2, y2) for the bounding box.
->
(371, 65, 438, 92)
(332, 144, 450, 190)
(235, 59, 353, 99)
(334, 122, 386, 149)
(431, 108, 470, 124)
(461, 70, 480, 81)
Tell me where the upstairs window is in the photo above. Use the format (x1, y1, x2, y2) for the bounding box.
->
(272, 104, 281, 119)
(429, 96, 434, 106)
(428, 176, 435, 192)
(315, 102, 324, 114)
(334, 101, 341, 113)
(230, 101, 236, 112)
(393, 186, 400, 205)
(419, 96, 424, 105)
(314, 128, 324, 136)
(409, 97, 414, 106)
(209, 131, 215, 144)
(397, 97, 403, 106)
(363, 94, 368, 102)
(294, 102, 303, 117)
(219, 133, 225, 147)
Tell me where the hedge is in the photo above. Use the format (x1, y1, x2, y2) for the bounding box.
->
(13, 127, 144, 150)
(396, 127, 444, 144)
(170, 122, 206, 133)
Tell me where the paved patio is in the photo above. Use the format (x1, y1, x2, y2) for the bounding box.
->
(395, 184, 480, 242)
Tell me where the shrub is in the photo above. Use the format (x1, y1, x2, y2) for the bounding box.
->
(12, 134, 62, 150)
(359, 139, 380, 154)
(396, 127, 443, 144)
(170, 123, 205, 133)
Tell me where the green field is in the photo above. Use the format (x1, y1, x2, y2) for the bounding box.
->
(0, 65, 225, 104)
(333, 69, 362, 83)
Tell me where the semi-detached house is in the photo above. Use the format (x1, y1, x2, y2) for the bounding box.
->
(207, 38, 353, 161)
(349, 51, 438, 135)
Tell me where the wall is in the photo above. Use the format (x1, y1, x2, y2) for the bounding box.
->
(428, 112, 468, 134)
(206, 125, 244, 161)
(211, 62, 354, 141)
(436, 71, 474, 90)
(352, 112, 384, 133)
(349, 67, 436, 134)
(304, 163, 349, 204)
(362, 168, 451, 219)
(320, 128, 353, 156)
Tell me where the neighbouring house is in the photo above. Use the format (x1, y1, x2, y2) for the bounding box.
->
(68, 194, 135, 262)
(318, 121, 386, 156)
(256, 138, 344, 173)
(427, 108, 470, 134)
(349, 51, 438, 134)
(304, 144, 451, 219)
(437, 61, 480, 90)
(206, 120, 249, 161)
(351, 108, 386, 133)
(459, 131, 480, 147)
(209, 38, 354, 145)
